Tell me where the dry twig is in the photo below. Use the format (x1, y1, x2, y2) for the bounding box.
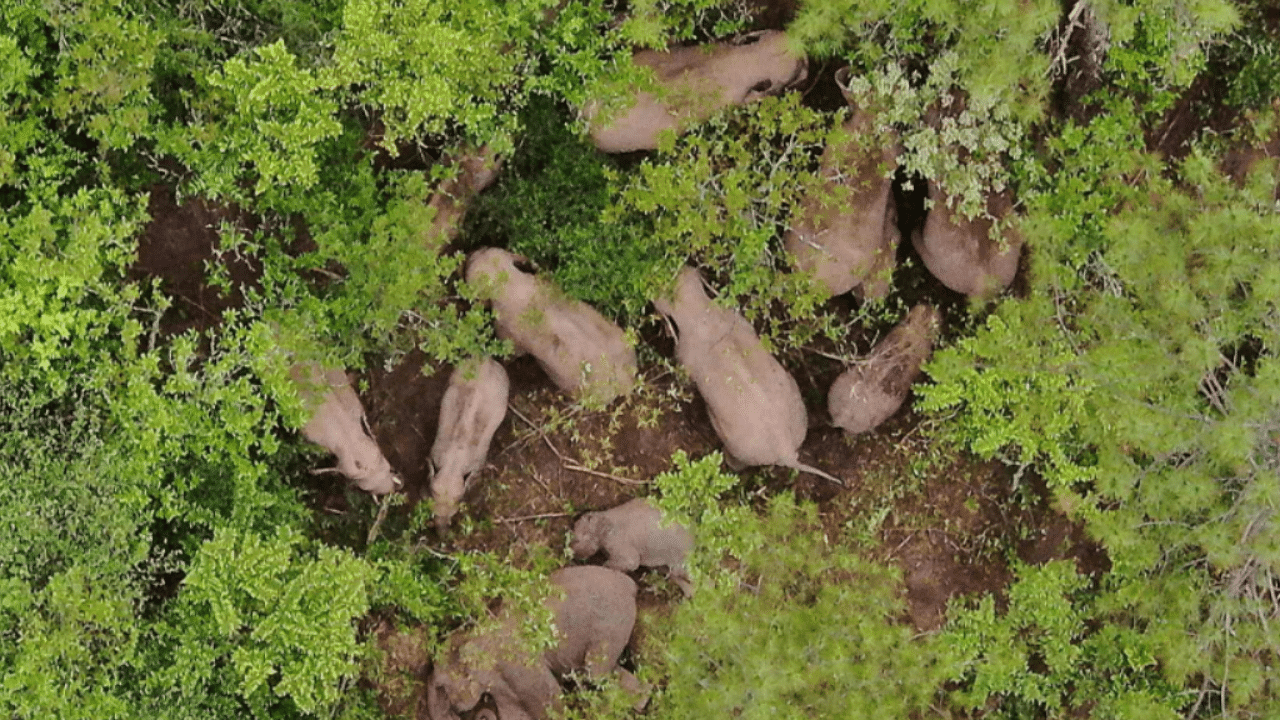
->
(496, 511, 574, 524)
(564, 463, 649, 486)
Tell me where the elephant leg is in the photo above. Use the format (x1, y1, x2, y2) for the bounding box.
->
(723, 452, 746, 471)
(603, 545, 641, 574)
(499, 661, 561, 720)
(491, 690, 537, 720)
(615, 668, 652, 711)
(670, 564, 695, 597)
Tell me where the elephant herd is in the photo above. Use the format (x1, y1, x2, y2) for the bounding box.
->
(288, 26, 1023, 529)
(292, 247, 942, 530)
(584, 29, 1024, 303)
(427, 500, 695, 720)
(293, 27, 1027, 719)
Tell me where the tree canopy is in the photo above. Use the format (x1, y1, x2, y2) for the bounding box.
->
(0, 0, 1276, 718)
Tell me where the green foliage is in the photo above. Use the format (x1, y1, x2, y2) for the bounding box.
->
(787, 0, 1238, 220)
(646, 485, 948, 719)
(158, 39, 342, 198)
(472, 93, 857, 337)
(0, 185, 147, 396)
(606, 95, 836, 342)
(793, 0, 1059, 119)
(0, 396, 152, 594)
(0, 565, 142, 720)
(1214, 5, 1280, 112)
(946, 560, 1182, 719)
(45, 0, 163, 150)
(332, 0, 618, 153)
(466, 97, 654, 318)
(0, 401, 152, 720)
(921, 105, 1280, 718)
(617, 0, 751, 47)
(149, 527, 373, 718)
(1, 0, 1275, 717)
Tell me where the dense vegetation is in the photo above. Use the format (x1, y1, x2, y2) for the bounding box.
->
(0, 0, 1276, 718)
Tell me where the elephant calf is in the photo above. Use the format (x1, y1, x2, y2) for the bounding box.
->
(785, 67, 900, 300)
(586, 30, 808, 153)
(427, 566, 644, 720)
(465, 248, 637, 406)
(292, 363, 401, 495)
(430, 357, 510, 534)
(828, 304, 941, 435)
(652, 266, 842, 485)
(571, 498, 695, 596)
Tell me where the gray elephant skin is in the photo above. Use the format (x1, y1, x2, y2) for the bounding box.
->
(424, 145, 503, 248)
(430, 356, 510, 534)
(586, 30, 808, 153)
(652, 266, 842, 485)
(572, 498, 695, 596)
(427, 566, 643, 720)
(828, 304, 941, 435)
(914, 187, 1022, 299)
(785, 66, 900, 300)
(292, 363, 401, 495)
(465, 248, 637, 407)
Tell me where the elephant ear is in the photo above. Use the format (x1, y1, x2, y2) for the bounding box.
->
(425, 675, 452, 720)
(427, 669, 472, 720)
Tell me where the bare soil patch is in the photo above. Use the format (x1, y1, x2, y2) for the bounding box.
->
(131, 183, 260, 337)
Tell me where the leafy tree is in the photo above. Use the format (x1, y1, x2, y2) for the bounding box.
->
(1, 0, 1275, 717)
(946, 560, 1184, 719)
(604, 95, 843, 342)
(636, 454, 950, 719)
(920, 94, 1280, 720)
(144, 527, 374, 719)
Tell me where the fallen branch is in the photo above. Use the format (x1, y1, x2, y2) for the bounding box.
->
(366, 493, 393, 546)
(508, 403, 567, 462)
(564, 463, 649, 486)
(497, 511, 574, 524)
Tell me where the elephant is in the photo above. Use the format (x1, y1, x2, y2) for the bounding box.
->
(912, 91, 1023, 299)
(586, 30, 808, 153)
(292, 363, 401, 495)
(785, 66, 900, 300)
(828, 304, 942, 435)
(571, 498, 695, 596)
(913, 186, 1023, 299)
(652, 266, 842, 485)
(465, 248, 637, 406)
(430, 357, 510, 534)
(424, 144, 503, 248)
(427, 566, 645, 720)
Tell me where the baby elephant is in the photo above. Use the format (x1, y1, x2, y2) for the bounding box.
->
(571, 498, 695, 597)
(586, 30, 808, 153)
(430, 357, 510, 534)
(465, 248, 637, 406)
(652, 266, 842, 485)
(828, 304, 941, 435)
(292, 363, 401, 495)
(427, 566, 644, 720)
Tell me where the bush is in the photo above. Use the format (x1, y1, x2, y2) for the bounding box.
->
(635, 454, 949, 719)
